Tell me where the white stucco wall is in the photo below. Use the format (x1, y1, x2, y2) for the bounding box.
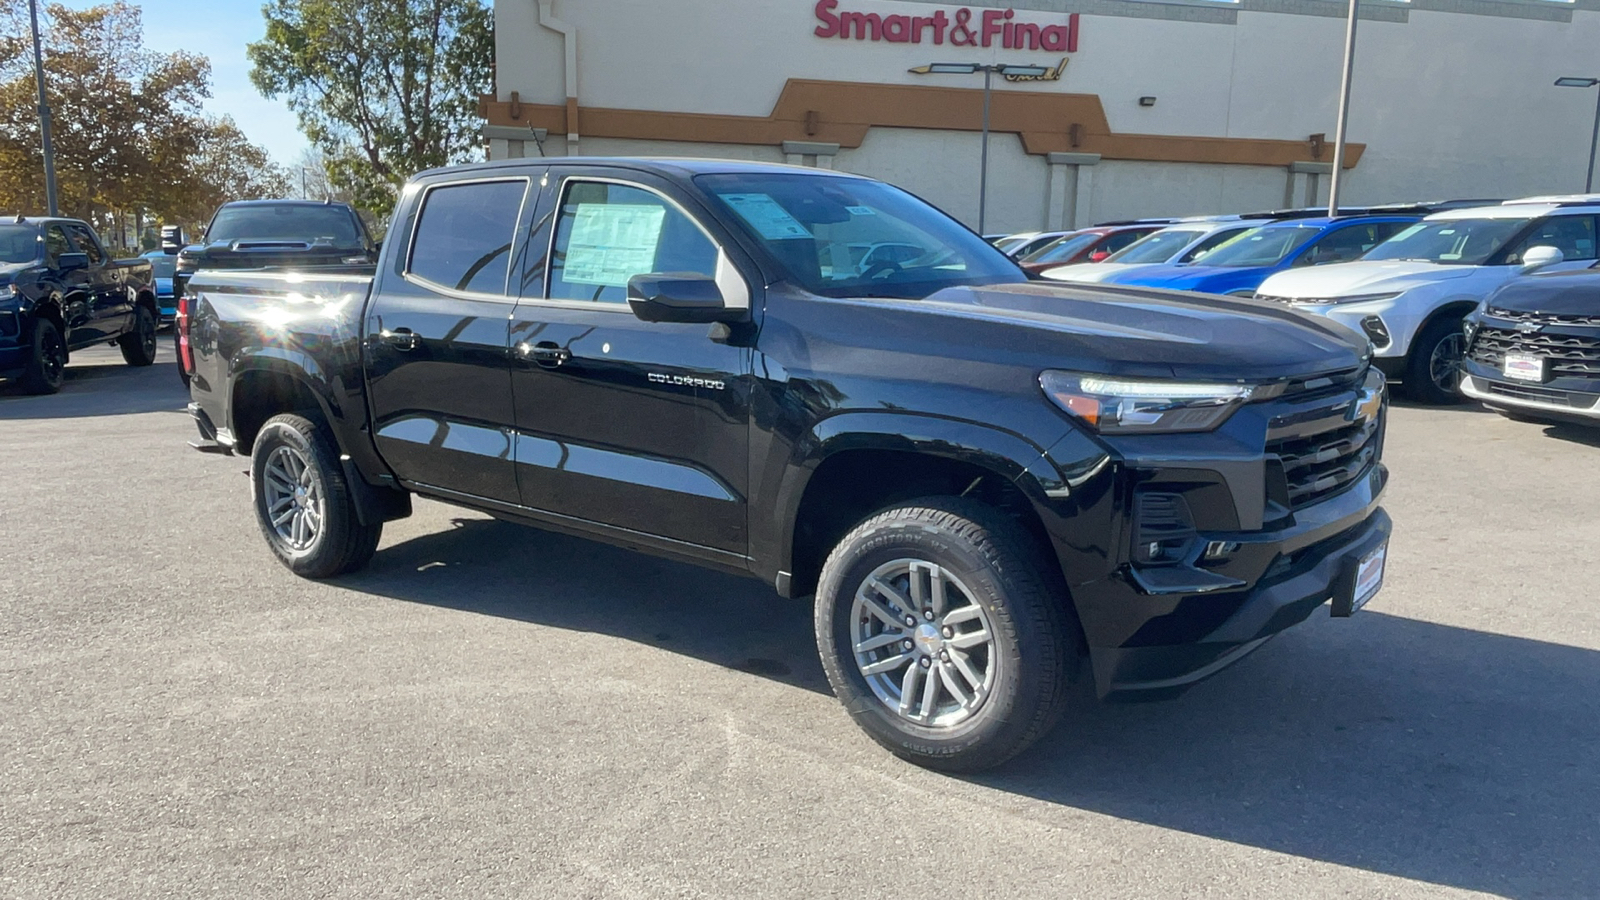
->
(493, 0, 1600, 229)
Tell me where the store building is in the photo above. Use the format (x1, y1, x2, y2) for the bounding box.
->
(483, 0, 1600, 233)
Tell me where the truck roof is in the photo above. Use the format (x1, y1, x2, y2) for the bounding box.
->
(214, 199, 360, 209)
(413, 156, 870, 182)
(0, 215, 91, 227)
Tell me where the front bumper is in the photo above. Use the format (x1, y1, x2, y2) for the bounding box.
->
(1461, 370, 1600, 421)
(1035, 372, 1391, 699)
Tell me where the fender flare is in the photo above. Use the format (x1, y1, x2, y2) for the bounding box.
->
(763, 410, 1068, 591)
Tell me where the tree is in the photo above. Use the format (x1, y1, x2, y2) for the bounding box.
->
(0, 1, 286, 239)
(248, 0, 493, 219)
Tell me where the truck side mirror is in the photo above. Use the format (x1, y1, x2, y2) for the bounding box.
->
(1519, 245, 1564, 274)
(160, 225, 185, 255)
(627, 273, 747, 324)
(57, 251, 89, 271)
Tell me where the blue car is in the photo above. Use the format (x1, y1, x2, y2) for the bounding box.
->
(141, 250, 178, 324)
(1100, 216, 1420, 296)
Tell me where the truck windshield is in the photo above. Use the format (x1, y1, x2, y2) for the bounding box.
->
(1197, 226, 1319, 268)
(1107, 228, 1207, 264)
(206, 205, 364, 247)
(0, 225, 40, 264)
(696, 173, 1024, 299)
(1362, 218, 1530, 265)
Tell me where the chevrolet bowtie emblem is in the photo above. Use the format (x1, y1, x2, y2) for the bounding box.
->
(1517, 321, 1542, 333)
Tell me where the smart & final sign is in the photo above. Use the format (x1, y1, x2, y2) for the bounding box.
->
(813, 0, 1080, 53)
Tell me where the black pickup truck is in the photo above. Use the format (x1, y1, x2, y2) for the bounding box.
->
(185, 159, 1392, 771)
(173, 199, 378, 296)
(1, 216, 159, 393)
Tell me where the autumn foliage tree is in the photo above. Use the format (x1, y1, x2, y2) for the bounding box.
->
(248, 0, 493, 219)
(0, 0, 287, 242)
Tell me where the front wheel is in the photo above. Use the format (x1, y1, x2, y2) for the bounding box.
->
(815, 497, 1078, 772)
(118, 305, 158, 367)
(20, 318, 66, 394)
(1404, 317, 1466, 405)
(251, 413, 382, 578)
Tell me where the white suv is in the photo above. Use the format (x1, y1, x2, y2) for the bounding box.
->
(1253, 197, 1600, 403)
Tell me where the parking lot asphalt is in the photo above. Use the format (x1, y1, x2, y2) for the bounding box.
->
(2, 344, 1597, 900)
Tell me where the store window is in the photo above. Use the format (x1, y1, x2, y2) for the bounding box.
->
(407, 180, 528, 295)
(547, 182, 718, 304)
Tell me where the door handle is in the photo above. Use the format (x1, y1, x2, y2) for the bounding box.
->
(381, 328, 420, 351)
(516, 340, 570, 368)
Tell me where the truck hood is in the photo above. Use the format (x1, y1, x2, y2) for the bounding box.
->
(893, 282, 1367, 381)
(1257, 260, 1479, 300)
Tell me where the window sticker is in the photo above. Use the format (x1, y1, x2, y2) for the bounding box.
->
(846, 205, 876, 217)
(563, 203, 667, 287)
(719, 193, 812, 240)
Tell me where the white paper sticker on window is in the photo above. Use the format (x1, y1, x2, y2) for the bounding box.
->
(563, 203, 667, 287)
(719, 193, 812, 240)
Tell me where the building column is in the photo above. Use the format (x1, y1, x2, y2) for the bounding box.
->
(1285, 161, 1333, 208)
(1046, 152, 1101, 230)
(782, 140, 841, 169)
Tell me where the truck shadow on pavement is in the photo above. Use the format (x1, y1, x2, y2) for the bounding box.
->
(342, 516, 832, 694)
(0, 357, 188, 419)
(353, 516, 1597, 899)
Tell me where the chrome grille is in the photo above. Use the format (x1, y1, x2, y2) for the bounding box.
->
(1468, 327, 1600, 378)
(1486, 307, 1600, 328)
(1267, 416, 1380, 509)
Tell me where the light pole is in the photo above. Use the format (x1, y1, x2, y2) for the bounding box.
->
(910, 62, 1051, 235)
(1555, 76, 1600, 193)
(1326, 0, 1360, 215)
(27, 0, 58, 216)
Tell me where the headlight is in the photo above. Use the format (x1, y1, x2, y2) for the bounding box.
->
(1040, 371, 1256, 434)
(1321, 292, 1403, 305)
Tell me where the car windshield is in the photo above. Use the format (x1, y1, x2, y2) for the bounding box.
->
(1197, 226, 1320, 268)
(1107, 228, 1207, 264)
(0, 225, 40, 264)
(1362, 218, 1530, 265)
(1022, 232, 1099, 265)
(696, 173, 1024, 299)
(143, 253, 177, 277)
(206, 205, 364, 247)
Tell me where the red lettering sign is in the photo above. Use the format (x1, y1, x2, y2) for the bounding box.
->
(813, 0, 1078, 52)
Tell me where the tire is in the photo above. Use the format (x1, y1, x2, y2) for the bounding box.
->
(814, 497, 1078, 772)
(118, 305, 158, 367)
(20, 318, 67, 395)
(250, 413, 382, 579)
(1404, 316, 1467, 405)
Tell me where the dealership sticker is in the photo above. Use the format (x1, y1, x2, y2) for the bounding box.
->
(719, 193, 813, 240)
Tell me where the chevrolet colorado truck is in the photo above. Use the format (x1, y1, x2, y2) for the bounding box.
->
(1, 216, 159, 394)
(185, 159, 1392, 771)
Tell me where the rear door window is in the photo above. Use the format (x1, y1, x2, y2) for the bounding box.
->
(406, 180, 529, 295)
(65, 225, 104, 265)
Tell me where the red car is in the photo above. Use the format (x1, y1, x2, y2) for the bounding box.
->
(1017, 223, 1168, 275)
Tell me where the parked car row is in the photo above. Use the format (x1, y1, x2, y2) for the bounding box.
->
(992, 195, 1600, 406)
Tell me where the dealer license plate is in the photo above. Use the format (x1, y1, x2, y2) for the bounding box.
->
(1503, 352, 1546, 382)
(1352, 543, 1387, 612)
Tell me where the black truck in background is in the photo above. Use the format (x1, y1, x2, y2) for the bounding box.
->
(0, 216, 159, 394)
(184, 159, 1392, 772)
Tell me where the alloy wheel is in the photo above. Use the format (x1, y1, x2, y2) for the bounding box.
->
(850, 559, 997, 728)
(1429, 331, 1465, 394)
(261, 445, 325, 551)
(41, 328, 65, 383)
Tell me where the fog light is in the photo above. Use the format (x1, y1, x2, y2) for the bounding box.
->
(1134, 492, 1196, 565)
(1203, 540, 1240, 560)
(1360, 316, 1391, 349)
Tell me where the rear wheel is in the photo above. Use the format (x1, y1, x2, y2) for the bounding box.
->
(20, 319, 66, 395)
(1404, 316, 1466, 405)
(251, 413, 382, 578)
(815, 497, 1077, 772)
(118, 305, 157, 367)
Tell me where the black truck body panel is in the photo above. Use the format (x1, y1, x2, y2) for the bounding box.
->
(187, 157, 1390, 698)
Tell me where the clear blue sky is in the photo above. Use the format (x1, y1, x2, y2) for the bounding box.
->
(134, 0, 309, 165)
